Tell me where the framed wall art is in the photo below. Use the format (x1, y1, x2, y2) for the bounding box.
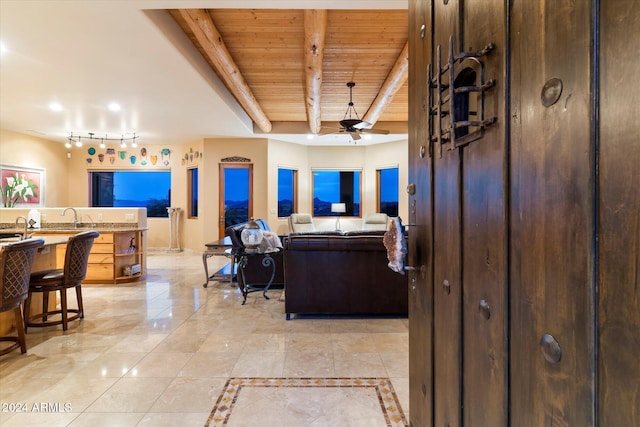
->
(0, 164, 45, 208)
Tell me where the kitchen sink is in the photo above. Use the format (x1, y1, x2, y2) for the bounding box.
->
(0, 232, 21, 239)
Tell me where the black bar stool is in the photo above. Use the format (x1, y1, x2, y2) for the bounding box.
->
(0, 238, 44, 355)
(24, 231, 98, 332)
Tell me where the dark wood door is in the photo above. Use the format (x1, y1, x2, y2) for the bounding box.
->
(409, 1, 509, 425)
(431, 2, 463, 425)
(460, 1, 507, 425)
(407, 2, 434, 426)
(408, 0, 640, 426)
(510, 1, 596, 425)
(598, 1, 640, 425)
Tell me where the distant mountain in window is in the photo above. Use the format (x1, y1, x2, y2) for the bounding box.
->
(225, 199, 249, 209)
(313, 197, 360, 217)
(114, 198, 170, 217)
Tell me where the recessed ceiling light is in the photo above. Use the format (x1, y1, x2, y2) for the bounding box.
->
(49, 102, 63, 112)
(108, 102, 121, 112)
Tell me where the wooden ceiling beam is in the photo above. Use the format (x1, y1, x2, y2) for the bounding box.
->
(178, 9, 272, 133)
(303, 10, 327, 134)
(363, 41, 409, 126)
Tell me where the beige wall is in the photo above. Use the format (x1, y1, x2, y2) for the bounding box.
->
(190, 138, 269, 250)
(1, 129, 407, 252)
(0, 129, 69, 207)
(267, 140, 309, 235)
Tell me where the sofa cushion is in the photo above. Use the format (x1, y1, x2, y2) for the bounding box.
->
(288, 213, 316, 233)
(292, 214, 312, 224)
(288, 230, 344, 237)
(362, 213, 389, 230)
(285, 235, 387, 252)
(342, 230, 386, 237)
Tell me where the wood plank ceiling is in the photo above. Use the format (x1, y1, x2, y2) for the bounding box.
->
(168, 9, 408, 136)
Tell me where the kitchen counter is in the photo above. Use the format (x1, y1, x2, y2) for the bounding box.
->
(0, 234, 72, 248)
(0, 226, 147, 234)
(0, 226, 147, 284)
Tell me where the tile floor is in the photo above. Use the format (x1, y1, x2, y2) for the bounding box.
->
(0, 251, 408, 426)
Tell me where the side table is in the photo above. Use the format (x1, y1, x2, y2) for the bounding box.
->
(235, 248, 281, 305)
(202, 236, 235, 288)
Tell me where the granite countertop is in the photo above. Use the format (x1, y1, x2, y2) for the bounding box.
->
(0, 225, 147, 234)
(0, 234, 71, 249)
(34, 227, 147, 233)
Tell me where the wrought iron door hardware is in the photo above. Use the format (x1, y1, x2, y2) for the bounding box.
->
(426, 36, 497, 157)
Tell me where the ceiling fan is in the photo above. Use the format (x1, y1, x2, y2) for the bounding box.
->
(319, 82, 390, 141)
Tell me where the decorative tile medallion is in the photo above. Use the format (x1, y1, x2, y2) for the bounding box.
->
(205, 377, 408, 427)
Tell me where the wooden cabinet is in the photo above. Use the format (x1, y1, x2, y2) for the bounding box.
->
(85, 233, 115, 282)
(88, 230, 145, 283)
(53, 230, 145, 284)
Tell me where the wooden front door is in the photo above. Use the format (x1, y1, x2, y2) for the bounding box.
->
(509, 1, 595, 425)
(406, 0, 640, 426)
(408, 1, 508, 425)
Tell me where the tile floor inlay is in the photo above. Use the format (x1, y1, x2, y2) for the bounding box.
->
(206, 377, 408, 427)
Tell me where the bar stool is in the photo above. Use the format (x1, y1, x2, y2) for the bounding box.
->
(0, 238, 44, 355)
(24, 231, 98, 332)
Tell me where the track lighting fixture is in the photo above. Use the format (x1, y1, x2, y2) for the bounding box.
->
(67, 132, 139, 148)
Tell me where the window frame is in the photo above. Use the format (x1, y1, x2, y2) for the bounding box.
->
(311, 168, 362, 218)
(88, 170, 171, 218)
(188, 167, 198, 218)
(277, 167, 298, 218)
(376, 166, 399, 217)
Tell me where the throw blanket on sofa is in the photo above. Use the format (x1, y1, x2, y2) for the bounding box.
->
(259, 231, 282, 253)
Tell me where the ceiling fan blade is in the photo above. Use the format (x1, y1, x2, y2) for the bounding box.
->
(318, 126, 341, 135)
(360, 128, 390, 135)
(350, 131, 362, 141)
(352, 121, 373, 130)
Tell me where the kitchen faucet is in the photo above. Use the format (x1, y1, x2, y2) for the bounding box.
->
(82, 214, 96, 228)
(62, 207, 79, 229)
(15, 216, 28, 240)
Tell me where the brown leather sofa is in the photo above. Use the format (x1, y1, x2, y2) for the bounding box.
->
(225, 220, 284, 289)
(283, 230, 408, 319)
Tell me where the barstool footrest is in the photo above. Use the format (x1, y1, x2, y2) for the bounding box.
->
(26, 309, 82, 328)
